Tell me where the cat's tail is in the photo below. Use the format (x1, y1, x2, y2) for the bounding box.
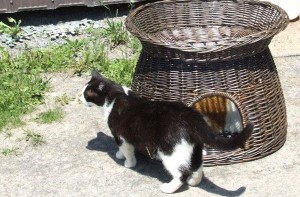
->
(200, 122, 254, 150)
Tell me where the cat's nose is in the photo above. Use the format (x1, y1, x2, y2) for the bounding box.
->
(79, 93, 92, 107)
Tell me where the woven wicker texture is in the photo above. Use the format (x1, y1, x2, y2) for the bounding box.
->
(126, 0, 289, 166)
(126, 0, 289, 62)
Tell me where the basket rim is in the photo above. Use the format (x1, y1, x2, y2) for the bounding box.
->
(125, 0, 289, 54)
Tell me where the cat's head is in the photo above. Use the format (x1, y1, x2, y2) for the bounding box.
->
(80, 70, 121, 107)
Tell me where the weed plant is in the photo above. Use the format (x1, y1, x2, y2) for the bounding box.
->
(101, 18, 129, 47)
(25, 130, 46, 146)
(1, 147, 18, 156)
(55, 94, 74, 106)
(0, 17, 22, 38)
(36, 108, 64, 124)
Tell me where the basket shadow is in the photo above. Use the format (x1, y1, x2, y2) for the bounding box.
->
(86, 131, 246, 196)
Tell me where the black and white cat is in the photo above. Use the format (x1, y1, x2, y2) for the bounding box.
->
(80, 70, 253, 194)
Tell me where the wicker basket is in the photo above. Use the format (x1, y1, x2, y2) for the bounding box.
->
(125, 0, 289, 166)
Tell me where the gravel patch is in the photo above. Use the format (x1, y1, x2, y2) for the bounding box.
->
(0, 5, 130, 56)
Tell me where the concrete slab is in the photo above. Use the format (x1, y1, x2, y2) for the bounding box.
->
(270, 20, 300, 57)
(0, 16, 299, 197)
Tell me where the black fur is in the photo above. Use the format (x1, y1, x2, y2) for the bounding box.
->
(82, 70, 254, 193)
(84, 71, 253, 152)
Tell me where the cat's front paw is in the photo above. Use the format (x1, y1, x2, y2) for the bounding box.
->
(116, 150, 125, 160)
(124, 158, 136, 168)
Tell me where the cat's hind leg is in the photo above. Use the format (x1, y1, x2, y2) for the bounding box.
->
(113, 134, 125, 160)
(116, 149, 125, 160)
(187, 163, 203, 186)
(118, 137, 136, 168)
(160, 179, 183, 194)
(158, 139, 194, 193)
(187, 144, 203, 186)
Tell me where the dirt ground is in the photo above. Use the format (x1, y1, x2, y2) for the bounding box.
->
(0, 18, 299, 197)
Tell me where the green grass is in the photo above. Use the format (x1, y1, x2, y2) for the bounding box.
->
(128, 36, 142, 55)
(0, 47, 48, 130)
(1, 147, 18, 156)
(101, 58, 136, 86)
(36, 108, 64, 124)
(0, 18, 141, 131)
(25, 130, 46, 146)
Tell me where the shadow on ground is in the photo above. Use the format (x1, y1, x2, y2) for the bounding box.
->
(86, 131, 246, 196)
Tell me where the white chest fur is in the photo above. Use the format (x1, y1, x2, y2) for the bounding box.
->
(103, 98, 115, 123)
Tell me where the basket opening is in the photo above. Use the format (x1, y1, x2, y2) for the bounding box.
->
(191, 93, 244, 138)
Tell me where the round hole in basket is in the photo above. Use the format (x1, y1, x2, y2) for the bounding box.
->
(190, 92, 246, 140)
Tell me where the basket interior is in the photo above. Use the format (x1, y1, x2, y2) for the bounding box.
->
(191, 93, 244, 138)
(154, 26, 259, 51)
(128, 0, 288, 52)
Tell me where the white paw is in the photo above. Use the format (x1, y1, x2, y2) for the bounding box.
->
(116, 150, 125, 160)
(160, 179, 183, 194)
(160, 183, 178, 194)
(124, 158, 137, 168)
(187, 165, 203, 186)
(187, 176, 202, 186)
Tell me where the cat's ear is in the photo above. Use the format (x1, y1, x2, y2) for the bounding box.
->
(91, 70, 103, 79)
(91, 70, 105, 90)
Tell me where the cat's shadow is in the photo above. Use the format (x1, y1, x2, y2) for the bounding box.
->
(86, 131, 246, 196)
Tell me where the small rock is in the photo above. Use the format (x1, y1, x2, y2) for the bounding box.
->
(42, 34, 49, 38)
(6, 40, 13, 45)
(1, 37, 7, 43)
(70, 31, 77, 36)
(12, 35, 20, 40)
(61, 33, 67, 39)
(23, 36, 31, 40)
(86, 20, 93, 24)
(5, 36, 13, 41)
(93, 24, 101, 29)
(8, 43, 16, 48)
(50, 35, 57, 41)
(27, 32, 34, 36)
